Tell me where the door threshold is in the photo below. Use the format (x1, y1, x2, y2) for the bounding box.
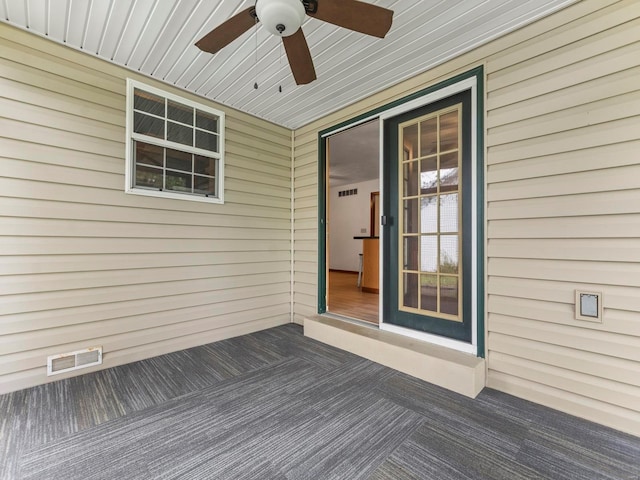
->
(304, 314, 485, 398)
(324, 311, 379, 328)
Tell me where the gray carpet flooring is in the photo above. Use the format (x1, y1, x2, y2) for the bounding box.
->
(1, 324, 639, 479)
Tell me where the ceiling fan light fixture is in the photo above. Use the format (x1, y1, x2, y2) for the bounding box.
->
(256, 0, 306, 37)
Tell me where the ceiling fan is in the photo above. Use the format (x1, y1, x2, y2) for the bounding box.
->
(195, 0, 394, 85)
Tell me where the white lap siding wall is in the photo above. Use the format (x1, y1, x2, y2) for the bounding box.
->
(293, 0, 640, 436)
(0, 23, 292, 393)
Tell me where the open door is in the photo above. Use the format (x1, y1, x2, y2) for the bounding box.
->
(324, 120, 380, 324)
(318, 68, 483, 354)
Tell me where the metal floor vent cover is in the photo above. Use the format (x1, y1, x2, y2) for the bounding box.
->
(47, 347, 103, 376)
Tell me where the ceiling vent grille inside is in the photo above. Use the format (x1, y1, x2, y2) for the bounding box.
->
(47, 347, 103, 376)
(338, 188, 358, 197)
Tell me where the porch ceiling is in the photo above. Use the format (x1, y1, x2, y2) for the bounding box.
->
(1, 0, 575, 129)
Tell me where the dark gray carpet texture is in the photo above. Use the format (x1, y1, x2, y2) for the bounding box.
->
(1, 324, 639, 479)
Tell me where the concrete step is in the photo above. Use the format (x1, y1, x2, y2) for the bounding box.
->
(304, 315, 485, 398)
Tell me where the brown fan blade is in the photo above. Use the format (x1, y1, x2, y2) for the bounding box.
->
(282, 29, 317, 85)
(196, 7, 256, 54)
(308, 0, 393, 38)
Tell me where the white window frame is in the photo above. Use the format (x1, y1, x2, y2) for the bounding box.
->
(125, 79, 225, 204)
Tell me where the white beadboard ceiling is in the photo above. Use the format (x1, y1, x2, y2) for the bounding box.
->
(1, 0, 575, 129)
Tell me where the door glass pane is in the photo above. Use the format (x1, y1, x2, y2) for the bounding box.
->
(420, 275, 437, 312)
(440, 152, 459, 192)
(440, 235, 459, 274)
(402, 124, 418, 160)
(404, 236, 419, 271)
(403, 161, 419, 197)
(420, 117, 437, 156)
(440, 111, 458, 152)
(420, 157, 437, 195)
(420, 236, 437, 273)
(420, 196, 437, 233)
(440, 276, 459, 316)
(440, 194, 458, 233)
(403, 273, 419, 309)
(403, 199, 419, 233)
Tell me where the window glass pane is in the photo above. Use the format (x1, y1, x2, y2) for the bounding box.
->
(403, 236, 418, 271)
(403, 161, 419, 197)
(440, 235, 459, 274)
(195, 130, 218, 152)
(134, 112, 164, 138)
(135, 165, 162, 189)
(440, 152, 459, 192)
(166, 149, 192, 172)
(195, 156, 216, 175)
(194, 175, 216, 196)
(420, 117, 437, 156)
(440, 276, 459, 316)
(135, 141, 163, 167)
(440, 194, 458, 233)
(403, 273, 419, 309)
(403, 198, 419, 234)
(129, 84, 223, 203)
(196, 110, 218, 132)
(440, 111, 459, 152)
(420, 196, 437, 233)
(166, 171, 192, 192)
(134, 89, 164, 116)
(167, 121, 193, 147)
(420, 157, 437, 195)
(168, 101, 193, 125)
(402, 124, 418, 160)
(420, 274, 437, 312)
(420, 236, 437, 273)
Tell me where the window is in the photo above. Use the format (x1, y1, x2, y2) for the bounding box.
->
(125, 79, 225, 203)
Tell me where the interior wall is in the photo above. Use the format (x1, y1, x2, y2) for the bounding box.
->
(0, 24, 292, 394)
(293, 0, 640, 436)
(329, 179, 379, 272)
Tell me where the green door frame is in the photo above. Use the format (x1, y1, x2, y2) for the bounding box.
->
(317, 66, 485, 357)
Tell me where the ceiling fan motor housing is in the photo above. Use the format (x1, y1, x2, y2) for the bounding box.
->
(256, 0, 306, 37)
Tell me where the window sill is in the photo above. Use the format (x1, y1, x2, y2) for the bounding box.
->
(125, 187, 224, 204)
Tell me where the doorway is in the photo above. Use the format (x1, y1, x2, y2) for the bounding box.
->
(326, 119, 380, 324)
(317, 67, 484, 356)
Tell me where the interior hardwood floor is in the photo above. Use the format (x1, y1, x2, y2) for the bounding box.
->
(328, 270, 379, 324)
